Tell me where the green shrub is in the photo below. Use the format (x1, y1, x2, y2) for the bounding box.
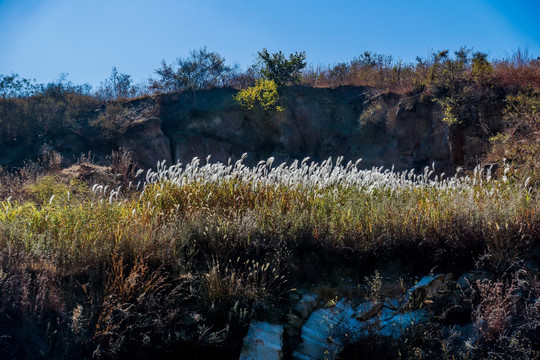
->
(27, 175, 88, 204)
(151, 47, 233, 93)
(257, 48, 306, 87)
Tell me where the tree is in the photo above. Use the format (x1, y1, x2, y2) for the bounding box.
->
(152, 60, 177, 93)
(97, 67, 135, 101)
(151, 47, 233, 93)
(257, 48, 306, 87)
(472, 52, 493, 83)
(0, 73, 37, 98)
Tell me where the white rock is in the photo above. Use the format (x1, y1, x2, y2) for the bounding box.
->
(239, 321, 284, 360)
(293, 307, 341, 359)
(383, 298, 401, 310)
(379, 306, 398, 322)
(293, 300, 366, 360)
(292, 298, 430, 359)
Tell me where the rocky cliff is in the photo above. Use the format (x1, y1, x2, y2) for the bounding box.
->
(150, 86, 501, 174)
(1, 86, 503, 173)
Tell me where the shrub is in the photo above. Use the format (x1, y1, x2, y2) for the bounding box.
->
(0, 73, 37, 98)
(488, 90, 540, 185)
(151, 47, 233, 93)
(257, 48, 306, 87)
(91, 102, 128, 140)
(0, 77, 98, 144)
(234, 79, 283, 112)
(27, 174, 89, 205)
(96, 67, 137, 101)
(472, 270, 540, 357)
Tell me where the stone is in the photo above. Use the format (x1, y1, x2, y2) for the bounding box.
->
(356, 301, 382, 321)
(378, 310, 429, 339)
(287, 313, 305, 329)
(284, 323, 300, 338)
(239, 321, 284, 360)
(292, 297, 432, 359)
(293, 300, 366, 360)
(292, 307, 342, 360)
(406, 274, 448, 307)
(379, 306, 398, 322)
(289, 293, 301, 303)
(383, 298, 401, 310)
(119, 117, 172, 170)
(294, 294, 319, 319)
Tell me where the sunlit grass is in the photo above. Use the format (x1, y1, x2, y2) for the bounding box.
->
(0, 156, 537, 267)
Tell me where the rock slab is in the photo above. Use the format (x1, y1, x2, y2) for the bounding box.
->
(294, 294, 319, 319)
(239, 321, 284, 360)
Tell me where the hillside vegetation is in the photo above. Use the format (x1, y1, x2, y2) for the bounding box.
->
(0, 48, 539, 359)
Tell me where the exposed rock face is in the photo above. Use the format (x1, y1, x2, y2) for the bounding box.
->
(0, 86, 502, 172)
(155, 86, 499, 174)
(294, 294, 319, 319)
(118, 117, 171, 170)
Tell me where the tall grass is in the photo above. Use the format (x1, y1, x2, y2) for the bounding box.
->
(0, 156, 537, 357)
(141, 156, 537, 259)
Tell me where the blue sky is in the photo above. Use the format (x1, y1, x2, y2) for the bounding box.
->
(1, 0, 539, 88)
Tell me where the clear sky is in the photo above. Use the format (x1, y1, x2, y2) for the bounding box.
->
(1, 0, 539, 88)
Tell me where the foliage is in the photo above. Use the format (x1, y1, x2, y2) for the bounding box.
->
(27, 174, 89, 204)
(151, 47, 234, 93)
(0, 73, 37, 98)
(257, 48, 306, 87)
(300, 47, 540, 96)
(91, 102, 128, 139)
(472, 271, 540, 358)
(96, 67, 137, 101)
(0, 75, 98, 143)
(488, 90, 540, 185)
(234, 79, 283, 112)
(435, 96, 460, 125)
(0, 47, 539, 358)
(471, 52, 494, 83)
(233, 48, 306, 114)
(0, 48, 538, 151)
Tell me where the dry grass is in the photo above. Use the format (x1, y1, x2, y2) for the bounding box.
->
(0, 151, 537, 357)
(298, 49, 540, 95)
(471, 270, 540, 358)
